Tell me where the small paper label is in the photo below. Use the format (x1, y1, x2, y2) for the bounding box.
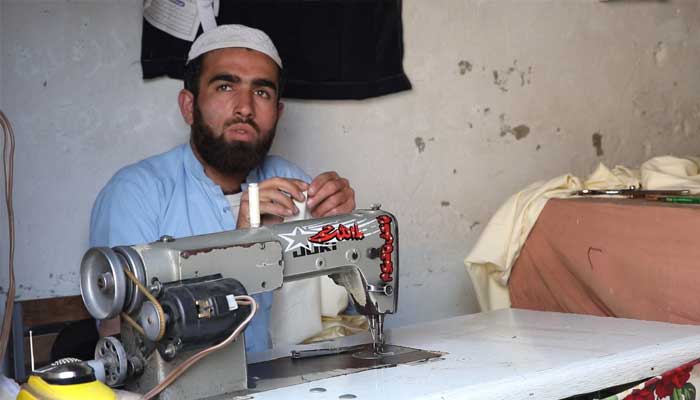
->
(226, 294, 238, 311)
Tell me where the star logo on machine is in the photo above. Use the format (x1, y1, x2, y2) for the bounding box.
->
(278, 226, 318, 252)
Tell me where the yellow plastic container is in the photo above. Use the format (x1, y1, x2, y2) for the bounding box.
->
(17, 362, 116, 400)
(18, 375, 116, 400)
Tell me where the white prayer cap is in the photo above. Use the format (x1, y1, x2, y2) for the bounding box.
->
(187, 24, 283, 68)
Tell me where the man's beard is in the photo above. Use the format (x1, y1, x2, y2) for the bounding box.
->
(190, 104, 276, 176)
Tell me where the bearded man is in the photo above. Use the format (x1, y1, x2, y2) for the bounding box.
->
(89, 25, 356, 353)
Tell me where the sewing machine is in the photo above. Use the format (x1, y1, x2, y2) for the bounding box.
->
(79, 207, 398, 399)
(39, 205, 700, 400)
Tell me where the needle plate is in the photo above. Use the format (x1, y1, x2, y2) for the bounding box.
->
(243, 344, 443, 394)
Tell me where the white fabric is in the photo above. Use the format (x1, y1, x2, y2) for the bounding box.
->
(283, 191, 308, 222)
(224, 192, 242, 225)
(187, 24, 283, 68)
(465, 156, 700, 311)
(321, 276, 350, 317)
(269, 277, 350, 346)
(270, 279, 324, 346)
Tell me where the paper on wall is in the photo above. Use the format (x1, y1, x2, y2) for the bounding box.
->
(143, 0, 220, 42)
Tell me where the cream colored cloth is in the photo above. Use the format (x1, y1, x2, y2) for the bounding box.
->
(641, 156, 700, 189)
(303, 315, 369, 344)
(465, 156, 700, 311)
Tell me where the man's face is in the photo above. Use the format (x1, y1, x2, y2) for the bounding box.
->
(188, 47, 283, 176)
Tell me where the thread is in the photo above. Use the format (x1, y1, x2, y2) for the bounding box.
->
(29, 330, 35, 371)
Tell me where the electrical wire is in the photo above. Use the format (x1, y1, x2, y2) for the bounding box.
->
(0, 110, 15, 364)
(142, 295, 257, 400)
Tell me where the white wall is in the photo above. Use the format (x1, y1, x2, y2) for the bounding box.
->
(0, 0, 699, 329)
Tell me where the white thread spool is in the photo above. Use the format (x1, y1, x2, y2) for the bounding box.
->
(248, 183, 261, 228)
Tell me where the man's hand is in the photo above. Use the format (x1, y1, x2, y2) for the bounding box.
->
(236, 177, 308, 228)
(307, 171, 355, 218)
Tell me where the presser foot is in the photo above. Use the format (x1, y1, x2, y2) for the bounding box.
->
(352, 344, 402, 360)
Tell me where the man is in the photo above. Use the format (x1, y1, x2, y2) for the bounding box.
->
(90, 24, 355, 353)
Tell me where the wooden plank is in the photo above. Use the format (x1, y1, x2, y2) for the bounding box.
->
(20, 296, 91, 329)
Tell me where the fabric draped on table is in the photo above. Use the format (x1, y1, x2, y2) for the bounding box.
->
(465, 156, 700, 312)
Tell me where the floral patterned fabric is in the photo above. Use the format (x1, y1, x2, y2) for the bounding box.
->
(603, 359, 700, 400)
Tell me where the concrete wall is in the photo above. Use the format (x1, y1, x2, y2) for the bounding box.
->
(0, 0, 699, 328)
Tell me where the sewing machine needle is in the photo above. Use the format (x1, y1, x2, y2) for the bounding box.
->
(369, 314, 386, 354)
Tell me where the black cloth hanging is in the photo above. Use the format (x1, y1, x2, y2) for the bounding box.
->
(141, 0, 411, 100)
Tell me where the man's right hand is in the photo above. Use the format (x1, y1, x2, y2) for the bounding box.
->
(236, 177, 309, 228)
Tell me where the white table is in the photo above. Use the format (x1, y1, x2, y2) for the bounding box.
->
(251, 309, 700, 400)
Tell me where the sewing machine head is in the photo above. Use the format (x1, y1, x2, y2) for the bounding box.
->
(79, 208, 398, 399)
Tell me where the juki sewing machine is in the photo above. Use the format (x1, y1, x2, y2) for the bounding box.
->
(78, 207, 399, 399)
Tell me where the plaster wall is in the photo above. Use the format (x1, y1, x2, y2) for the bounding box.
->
(0, 1, 4, 278)
(0, 0, 3, 105)
(0, 0, 699, 329)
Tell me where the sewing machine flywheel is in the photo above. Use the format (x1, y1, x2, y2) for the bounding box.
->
(80, 247, 128, 319)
